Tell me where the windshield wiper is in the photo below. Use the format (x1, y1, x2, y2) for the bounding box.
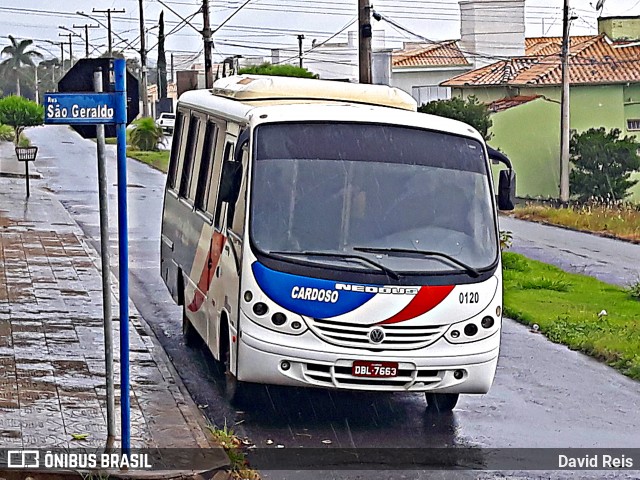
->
(268, 250, 400, 280)
(352, 247, 480, 278)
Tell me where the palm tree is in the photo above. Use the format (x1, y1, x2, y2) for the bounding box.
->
(0, 36, 42, 97)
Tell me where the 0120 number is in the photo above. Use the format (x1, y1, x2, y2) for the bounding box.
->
(459, 292, 479, 304)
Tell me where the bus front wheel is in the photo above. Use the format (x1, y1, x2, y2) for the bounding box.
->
(221, 329, 245, 405)
(425, 393, 459, 413)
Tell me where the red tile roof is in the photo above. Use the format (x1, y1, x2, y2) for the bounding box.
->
(488, 95, 542, 113)
(443, 34, 640, 87)
(393, 41, 471, 68)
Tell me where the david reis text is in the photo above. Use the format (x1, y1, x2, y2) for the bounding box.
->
(558, 454, 633, 469)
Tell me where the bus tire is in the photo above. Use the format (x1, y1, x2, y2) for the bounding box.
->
(182, 305, 200, 347)
(425, 393, 459, 413)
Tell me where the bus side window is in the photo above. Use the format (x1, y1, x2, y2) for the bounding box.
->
(205, 125, 227, 226)
(214, 141, 235, 229)
(178, 115, 200, 199)
(194, 121, 216, 212)
(167, 111, 187, 191)
(187, 118, 207, 202)
(228, 146, 248, 235)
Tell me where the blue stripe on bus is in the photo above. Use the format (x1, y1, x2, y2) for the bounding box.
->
(251, 262, 375, 318)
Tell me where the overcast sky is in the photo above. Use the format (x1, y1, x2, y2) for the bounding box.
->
(0, 0, 638, 67)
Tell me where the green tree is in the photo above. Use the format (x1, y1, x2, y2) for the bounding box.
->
(418, 96, 492, 140)
(239, 62, 318, 78)
(129, 117, 164, 151)
(0, 36, 42, 97)
(36, 58, 61, 103)
(569, 127, 640, 202)
(0, 95, 44, 144)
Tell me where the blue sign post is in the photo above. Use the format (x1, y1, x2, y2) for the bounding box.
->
(45, 58, 132, 453)
(113, 58, 131, 453)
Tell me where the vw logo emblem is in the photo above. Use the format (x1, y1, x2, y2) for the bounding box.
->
(369, 328, 385, 344)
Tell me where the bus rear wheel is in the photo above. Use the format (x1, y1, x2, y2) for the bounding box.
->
(425, 393, 459, 413)
(182, 305, 200, 347)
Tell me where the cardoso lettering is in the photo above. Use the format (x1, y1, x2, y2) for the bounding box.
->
(291, 286, 339, 303)
(335, 284, 419, 295)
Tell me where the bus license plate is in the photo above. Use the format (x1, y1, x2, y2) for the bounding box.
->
(352, 361, 398, 377)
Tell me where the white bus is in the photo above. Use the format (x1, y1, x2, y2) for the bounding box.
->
(160, 75, 516, 412)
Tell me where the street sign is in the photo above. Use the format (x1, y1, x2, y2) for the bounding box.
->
(44, 93, 117, 125)
(57, 58, 139, 138)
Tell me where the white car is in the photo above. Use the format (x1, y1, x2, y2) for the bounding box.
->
(157, 113, 175, 134)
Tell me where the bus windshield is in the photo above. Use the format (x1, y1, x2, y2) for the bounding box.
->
(250, 122, 498, 274)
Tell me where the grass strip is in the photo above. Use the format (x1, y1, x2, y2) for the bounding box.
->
(206, 423, 260, 479)
(512, 204, 640, 243)
(126, 149, 169, 173)
(502, 251, 640, 379)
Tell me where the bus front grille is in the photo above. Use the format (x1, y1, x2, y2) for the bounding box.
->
(308, 318, 447, 350)
(303, 362, 442, 390)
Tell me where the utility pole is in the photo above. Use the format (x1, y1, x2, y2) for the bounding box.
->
(202, 0, 214, 88)
(34, 66, 39, 105)
(138, 0, 149, 117)
(73, 23, 100, 58)
(59, 43, 64, 70)
(297, 34, 305, 69)
(93, 8, 126, 55)
(171, 53, 175, 83)
(58, 33, 78, 66)
(559, 0, 571, 202)
(358, 0, 372, 84)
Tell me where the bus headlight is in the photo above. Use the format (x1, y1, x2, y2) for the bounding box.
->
(242, 293, 308, 335)
(444, 315, 500, 344)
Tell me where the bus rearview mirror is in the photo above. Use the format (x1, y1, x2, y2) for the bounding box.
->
(219, 160, 243, 203)
(498, 169, 516, 211)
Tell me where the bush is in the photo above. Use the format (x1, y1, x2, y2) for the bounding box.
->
(0, 95, 44, 144)
(239, 62, 318, 79)
(418, 96, 492, 140)
(569, 128, 640, 203)
(129, 117, 164, 151)
(0, 124, 14, 141)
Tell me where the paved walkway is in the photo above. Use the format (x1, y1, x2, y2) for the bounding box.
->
(0, 176, 228, 471)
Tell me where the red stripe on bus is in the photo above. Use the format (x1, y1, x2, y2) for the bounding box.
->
(376, 285, 454, 325)
(187, 232, 226, 313)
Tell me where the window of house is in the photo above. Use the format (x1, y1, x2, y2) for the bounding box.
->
(627, 119, 640, 131)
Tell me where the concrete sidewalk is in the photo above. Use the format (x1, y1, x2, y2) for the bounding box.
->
(0, 176, 229, 475)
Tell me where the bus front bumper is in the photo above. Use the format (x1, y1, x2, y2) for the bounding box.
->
(237, 330, 499, 394)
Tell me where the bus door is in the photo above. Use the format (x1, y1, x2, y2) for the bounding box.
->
(206, 133, 238, 357)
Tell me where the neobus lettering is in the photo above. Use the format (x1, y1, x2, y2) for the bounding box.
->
(291, 286, 339, 303)
(335, 284, 419, 295)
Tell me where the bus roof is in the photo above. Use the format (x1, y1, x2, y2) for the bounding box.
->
(209, 75, 418, 111)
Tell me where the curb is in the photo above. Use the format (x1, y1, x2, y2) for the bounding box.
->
(501, 212, 640, 246)
(0, 171, 43, 179)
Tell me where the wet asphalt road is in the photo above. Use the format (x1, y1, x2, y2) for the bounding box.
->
(26, 126, 640, 479)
